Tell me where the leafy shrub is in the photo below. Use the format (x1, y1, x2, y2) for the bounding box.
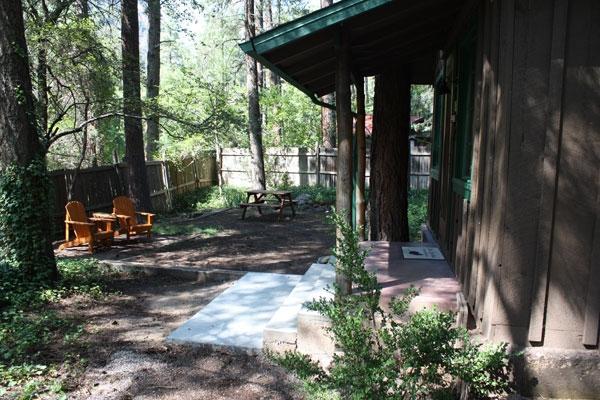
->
(0, 156, 56, 281)
(0, 258, 114, 396)
(408, 189, 428, 241)
(172, 185, 247, 212)
(272, 212, 512, 400)
(288, 185, 336, 205)
(172, 184, 337, 213)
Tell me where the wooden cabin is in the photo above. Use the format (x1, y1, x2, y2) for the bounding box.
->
(241, 0, 599, 397)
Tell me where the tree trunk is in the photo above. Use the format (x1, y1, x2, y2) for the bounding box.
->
(37, 47, 49, 134)
(265, 0, 282, 143)
(256, 0, 264, 89)
(0, 0, 57, 280)
(321, 93, 336, 148)
(369, 67, 411, 241)
(335, 31, 352, 295)
(245, 0, 266, 189)
(145, 0, 160, 160)
(265, 0, 279, 87)
(356, 78, 366, 240)
(320, 0, 336, 148)
(121, 0, 152, 210)
(79, 0, 89, 17)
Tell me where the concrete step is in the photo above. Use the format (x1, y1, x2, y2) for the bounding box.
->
(296, 265, 335, 361)
(168, 272, 301, 350)
(263, 262, 335, 352)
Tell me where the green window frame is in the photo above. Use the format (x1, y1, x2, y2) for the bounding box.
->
(431, 67, 445, 181)
(431, 93, 444, 180)
(452, 26, 477, 199)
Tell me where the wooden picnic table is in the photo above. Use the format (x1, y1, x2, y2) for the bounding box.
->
(240, 189, 296, 221)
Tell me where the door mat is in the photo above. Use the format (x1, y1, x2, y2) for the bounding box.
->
(401, 246, 445, 260)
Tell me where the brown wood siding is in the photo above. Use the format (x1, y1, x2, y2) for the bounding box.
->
(543, 0, 600, 349)
(493, 0, 554, 344)
(428, 0, 600, 349)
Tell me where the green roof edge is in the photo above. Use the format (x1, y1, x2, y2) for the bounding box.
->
(239, 0, 392, 102)
(240, 0, 392, 55)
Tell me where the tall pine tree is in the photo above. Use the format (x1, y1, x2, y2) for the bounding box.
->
(369, 67, 411, 241)
(245, 0, 266, 189)
(121, 0, 152, 209)
(0, 0, 57, 280)
(145, 0, 161, 160)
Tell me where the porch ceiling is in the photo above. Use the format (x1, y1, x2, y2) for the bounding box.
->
(240, 0, 463, 98)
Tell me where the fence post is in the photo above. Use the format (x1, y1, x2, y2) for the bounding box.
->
(316, 146, 321, 186)
(161, 160, 173, 211)
(193, 158, 199, 189)
(216, 146, 223, 187)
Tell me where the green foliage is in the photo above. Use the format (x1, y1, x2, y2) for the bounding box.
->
(153, 223, 221, 237)
(408, 189, 429, 241)
(271, 212, 512, 400)
(0, 258, 115, 397)
(261, 84, 321, 148)
(411, 84, 433, 115)
(171, 184, 336, 214)
(172, 186, 247, 212)
(27, 13, 121, 168)
(0, 156, 56, 282)
(288, 185, 336, 205)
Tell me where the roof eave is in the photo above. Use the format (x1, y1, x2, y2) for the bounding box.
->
(240, 0, 393, 56)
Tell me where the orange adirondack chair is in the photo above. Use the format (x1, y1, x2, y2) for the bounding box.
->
(58, 201, 114, 253)
(112, 196, 155, 240)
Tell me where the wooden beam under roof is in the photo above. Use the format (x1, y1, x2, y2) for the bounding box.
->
(351, 13, 457, 50)
(284, 54, 336, 76)
(241, 0, 464, 99)
(267, 38, 334, 68)
(354, 28, 450, 64)
(360, 48, 440, 78)
(347, 0, 458, 35)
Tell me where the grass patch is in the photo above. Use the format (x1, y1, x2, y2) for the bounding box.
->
(152, 223, 221, 236)
(173, 186, 247, 212)
(0, 259, 116, 399)
(172, 184, 337, 214)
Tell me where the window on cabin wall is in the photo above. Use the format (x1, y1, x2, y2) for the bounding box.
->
(452, 25, 477, 199)
(431, 77, 445, 180)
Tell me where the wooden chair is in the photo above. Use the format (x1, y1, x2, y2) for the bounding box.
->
(112, 196, 155, 240)
(58, 201, 114, 253)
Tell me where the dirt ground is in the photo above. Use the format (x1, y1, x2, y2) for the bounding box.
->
(51, 274, 304, 400)
(60, 206, 336, 275)
(46, 207, 335, 399)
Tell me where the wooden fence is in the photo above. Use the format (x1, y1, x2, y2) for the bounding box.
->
(220, 141, 430, 190)
(50, 155, 216, 236)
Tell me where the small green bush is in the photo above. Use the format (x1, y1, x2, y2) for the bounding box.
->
(0, 258, 114, 397)
(288, 185, 336, 205)
(272, 212, 512, 400)
(172, 185, 247, 212)
(408, 189, 429, 241)
(172, 184, 337, 213)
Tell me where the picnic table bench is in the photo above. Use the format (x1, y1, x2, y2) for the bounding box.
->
(240, 189, 296, 221)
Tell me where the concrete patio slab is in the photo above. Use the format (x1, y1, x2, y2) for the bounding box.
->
(263, 263, 334, 351)
(167, 272, 302, 350)
(363, 241, 461, 313)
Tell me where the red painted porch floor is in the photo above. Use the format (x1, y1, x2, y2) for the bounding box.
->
(363, 241, 462, 313)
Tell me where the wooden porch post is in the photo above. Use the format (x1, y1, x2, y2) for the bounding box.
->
(355, 77, 366, 240)
(335, 30, 352, 295)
